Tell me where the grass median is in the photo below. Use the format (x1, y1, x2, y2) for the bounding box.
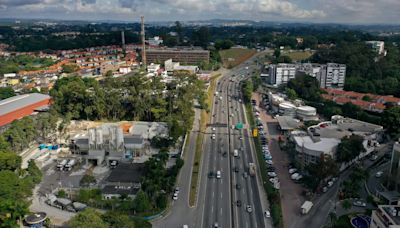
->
(189, 73, 221, 207)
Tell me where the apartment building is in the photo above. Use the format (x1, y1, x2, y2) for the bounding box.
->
(366, 41, 386, 56)
(268, 63, 297, 86)
(371, 202, 400, 228)
(146, 48, 210, 65)
(268, 63, 346, 88)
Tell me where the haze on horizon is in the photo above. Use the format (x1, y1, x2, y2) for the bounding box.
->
(0, 0, 399, 24)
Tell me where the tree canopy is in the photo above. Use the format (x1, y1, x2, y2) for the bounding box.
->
(336, 135, 365, 163)
(0, 87, 16, 100)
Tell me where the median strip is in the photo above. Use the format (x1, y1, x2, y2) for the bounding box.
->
(189, 73, 221, 207)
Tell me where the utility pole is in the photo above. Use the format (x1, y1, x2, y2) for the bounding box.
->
(141, 16, 147, 68)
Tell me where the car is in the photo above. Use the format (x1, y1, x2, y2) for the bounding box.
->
(223, 152, 227, 157)
(246, 205, 253, 213)
(211, 134, 216, 140)
(174, 187, 180, 194)
(327, 181, 334, 187)
(267, 167, 276, 172)
(216, 170, 221, 179)
(264, 210, 271, 218)
(264, 155, 273, 160)
(268, 172, 277, 177)
(265, 160, 273, 165)
(233, 167, 239, 172)
(212, 127, 216, 131)
(291, 173, 300, 180)
(289, 168, 297, 174)
(243, 172, 248, 178)
(208, 172, 214, 178)
(239, 136, 243, 140)
(370, 155, 378, 161)
(236, 200, 242, 207)
(269, 178, 278, 184)
(322, 186, 328, 193)
(236, 184, 241, 189)
(213, 222, 219, 228)
(173, 192, 178, 200)
(375, 171, 383, 178)
(353, 200, 367, 207)
(182, 225, 188, 228)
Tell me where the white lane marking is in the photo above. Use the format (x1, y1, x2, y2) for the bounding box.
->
(212, 191, 215, 198)
(220, 207, 223, 216)
(211, 205, 214, 213)
(220, 192, 223, 199)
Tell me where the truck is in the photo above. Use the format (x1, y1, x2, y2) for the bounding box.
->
(64, 159, 76, 171)
(57, 159, 68, 171)
(301, 201, 313, 215)
(248, 163, 256, 177)
(233, 149, 239, 157)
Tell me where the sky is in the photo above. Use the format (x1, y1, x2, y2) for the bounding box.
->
(0, 0, 399, 24)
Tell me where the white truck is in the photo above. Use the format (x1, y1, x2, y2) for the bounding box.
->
(301, 201, 313, 215)
(233, 149, 239, 157)
(64, 159, 76, 171)
(248, 163, 256, 177)
(57, 159, 68, 171)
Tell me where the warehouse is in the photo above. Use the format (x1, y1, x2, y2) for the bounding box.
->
(0, 93, 51, 127)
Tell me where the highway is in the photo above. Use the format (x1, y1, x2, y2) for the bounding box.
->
(153, 54, 269, 228)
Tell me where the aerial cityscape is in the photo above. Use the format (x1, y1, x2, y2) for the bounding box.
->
(0, 1, 400, 228)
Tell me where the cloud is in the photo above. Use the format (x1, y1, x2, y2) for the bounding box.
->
(0, 0, 398, 23)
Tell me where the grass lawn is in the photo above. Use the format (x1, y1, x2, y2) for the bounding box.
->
(219, 48, 256, 68)
(283, 50, 315, 61)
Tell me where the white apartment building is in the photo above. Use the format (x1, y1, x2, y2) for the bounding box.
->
(268, 63, 297, 86)
(371, 202, 400, 228)
(366, 41, 386, 56)
(267, 63, 346, 89)
(323, 63, 346, 89)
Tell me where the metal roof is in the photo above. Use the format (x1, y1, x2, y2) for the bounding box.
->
(0, 93, 50, 116)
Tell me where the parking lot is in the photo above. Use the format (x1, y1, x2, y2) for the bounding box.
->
(252, 92, 305, 228)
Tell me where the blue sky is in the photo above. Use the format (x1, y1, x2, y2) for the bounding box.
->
(0, 0, 399, 24)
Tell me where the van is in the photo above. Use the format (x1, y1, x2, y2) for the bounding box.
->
(216, 171, 221, 179)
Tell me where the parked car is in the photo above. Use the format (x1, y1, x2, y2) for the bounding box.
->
(265, 160, 273, 165)
(289, 168, 297, 174)
(375, 171, 383, 178)
(264, 210, 271, 218)
(236, 200, 242, 207)
(353, 200, 366, 207)
(246, 205, 253, 213)
(268, 172, 277, 177)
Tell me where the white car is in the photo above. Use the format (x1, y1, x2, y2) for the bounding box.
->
(216, 170, 221, 179)
(375, 171, 383, 178)
(212, 127, 216, 131)
(289, 168, 297, 174)
(291, 173, 299, 180)
(267, 172, 277, 177)
(212, 134, 216, 139)
(265, 160, 273, 165)
(269, 178, 279, 183)
(264, 210, 271, 218)
(173, 192, 178, 200)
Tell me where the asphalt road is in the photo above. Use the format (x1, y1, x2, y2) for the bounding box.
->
(153, 54, 269, 228)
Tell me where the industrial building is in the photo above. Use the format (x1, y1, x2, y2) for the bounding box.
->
(147, 48, 210, 65)
(70, 122, 168, 165)
(0, 93, 51, 127)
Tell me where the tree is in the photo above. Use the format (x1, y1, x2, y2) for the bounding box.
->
(174, 21, 183, 44)
(382, 106, 400, 136)
(273, 49, 281, 59)
(133, 190, 152, 213)
(80, 174, 96, 186)
(0, 87, 16, 100)
(287, 74, 321, 102)
(62, 64, 79, 73)
(215, 39, 234, 50)
(285, 88, 298, 100)
(102, 211, 135, 228)
(26, 160, 42, 184)
(0, 151, 21, 171)
(336, 135, 365, 163)
(341, 199, 352, 210)
(69, 208, 108, 228)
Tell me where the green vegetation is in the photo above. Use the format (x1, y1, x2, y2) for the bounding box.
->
(326, 214, 353, 228)
(304, 157, 339, 191)
(50, 73, 206, 143)
(0, 113, 58, 153)
(382, 106, 400, 137)
(312, 41, 400, 96)
(79, 174, 96, 187)
(340, 166, 369, 199)
(214, 39, 234, 50)
(0, 87, 16, 100)
(0, 55, 56, 75)
(0, 151, 42, 226)
(62, 64, 79, 73)
(283, 50, 314, 61)
(219, 48, 256, 68)
(336, 135, 365, 163)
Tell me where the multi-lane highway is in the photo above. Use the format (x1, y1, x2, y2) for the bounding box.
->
(153, 54, 270, 228)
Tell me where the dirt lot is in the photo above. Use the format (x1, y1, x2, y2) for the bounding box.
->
(282, 50, 315, 61)
(219, 48, 256, 68)
(252, 92, 305, 228)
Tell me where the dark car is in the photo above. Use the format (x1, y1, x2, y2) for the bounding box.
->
(233, 167, 239, 172)
(267, 167, 276, 172)
(236, 200, 242, 207)
(223, 152, 228, 157)
(208, 172, 214, 178)
(236, 184, 241, 189)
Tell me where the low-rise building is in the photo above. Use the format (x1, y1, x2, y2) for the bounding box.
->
(291, 115, 383, 166)
(371, 202, 400, 228)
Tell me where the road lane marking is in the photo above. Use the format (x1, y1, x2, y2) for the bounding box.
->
(220, 192, 223, 199)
